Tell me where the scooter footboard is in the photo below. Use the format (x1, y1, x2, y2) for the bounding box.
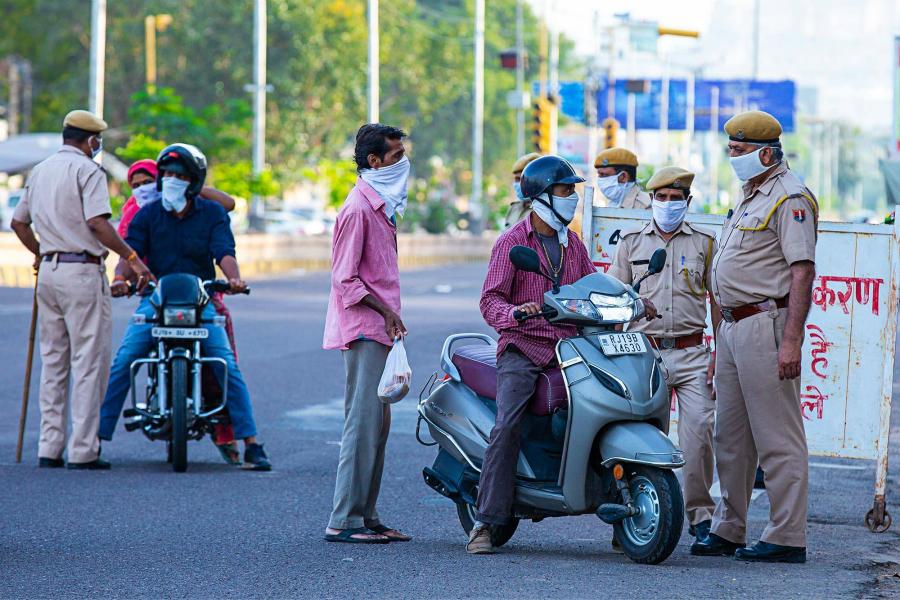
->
(599, 422, 685, 468)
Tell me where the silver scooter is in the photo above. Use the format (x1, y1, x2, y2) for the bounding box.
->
(417, 245, 685, 564)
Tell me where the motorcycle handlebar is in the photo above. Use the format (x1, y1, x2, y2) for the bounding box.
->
(513, 306, 558, 322)
(203, 280, 250, 295)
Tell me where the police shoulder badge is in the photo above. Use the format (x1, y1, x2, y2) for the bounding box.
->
(793, 209, 806, 223)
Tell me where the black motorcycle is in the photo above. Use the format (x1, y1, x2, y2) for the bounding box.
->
(122, 274, 248, 472)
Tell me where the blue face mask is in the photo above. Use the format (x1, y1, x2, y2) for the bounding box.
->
(132, 182, 160, 208)
(161, 177, 189, 213)
(513, 181, 526, 201)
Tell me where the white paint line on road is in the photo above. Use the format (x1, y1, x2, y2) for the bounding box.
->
(809, 462, 867, 471)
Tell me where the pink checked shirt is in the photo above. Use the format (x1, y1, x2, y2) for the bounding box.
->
(323, 177, 401, 350)
(480, 216, 597, 368)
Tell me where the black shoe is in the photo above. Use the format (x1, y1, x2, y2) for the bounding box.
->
(690, 533, 745, 557)
(754, 466, 766, 489)
(38, 457, 65, 468)
(67, 458, 111, 470)
(242, 443, 272, 471)
(689, 519, 712, 539)
(735, 541, 806, 563)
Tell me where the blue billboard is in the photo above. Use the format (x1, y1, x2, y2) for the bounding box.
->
(545, 79, 796, 132)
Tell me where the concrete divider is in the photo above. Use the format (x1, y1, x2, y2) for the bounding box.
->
(0, 232, 496, 288)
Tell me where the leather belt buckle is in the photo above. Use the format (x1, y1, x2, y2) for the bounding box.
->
(660, 337, 676, 350)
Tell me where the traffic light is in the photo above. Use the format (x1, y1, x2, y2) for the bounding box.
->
(601, 117, 620, 149)
(531, 97, 556, 153)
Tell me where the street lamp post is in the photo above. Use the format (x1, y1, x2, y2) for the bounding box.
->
(89, 0, 107, 118)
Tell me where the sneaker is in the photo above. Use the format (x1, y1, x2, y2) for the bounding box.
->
(242, 443, 272, 471)
(466, 523, 495, 555)
(39, 457, 65, 468)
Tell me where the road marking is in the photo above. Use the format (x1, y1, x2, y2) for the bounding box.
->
(284, 395, 418, 433)
(809, 461, 867, 471)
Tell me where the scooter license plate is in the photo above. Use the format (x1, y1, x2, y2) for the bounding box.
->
(598, 333, 646, 356)
(151, 327, 209, 340)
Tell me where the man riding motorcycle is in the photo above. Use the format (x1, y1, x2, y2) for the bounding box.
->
(98, 143, 271, 471)
(467, 155, 658, 554)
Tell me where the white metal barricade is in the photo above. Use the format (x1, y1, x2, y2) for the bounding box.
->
(582, 200, 897, 532)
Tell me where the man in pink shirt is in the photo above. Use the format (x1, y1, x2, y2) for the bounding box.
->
(467, 156, 599, 554)
(323, 124, 412, 544)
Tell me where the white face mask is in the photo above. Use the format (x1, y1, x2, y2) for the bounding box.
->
(132, 182, 160, 208)
(513, 181, 525, 201)
(532, 192, 579, 246)
(598, 174, 634, 207)
(360, 155, 411, 219)
(652, 199, 689, 233)
(729, 147, 773, 181)
(161, 177, 189, 213)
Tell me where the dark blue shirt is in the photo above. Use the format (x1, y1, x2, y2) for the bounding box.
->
(126, 198, 236, 281)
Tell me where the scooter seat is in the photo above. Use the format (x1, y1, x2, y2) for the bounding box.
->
(451, 345, 568, 416)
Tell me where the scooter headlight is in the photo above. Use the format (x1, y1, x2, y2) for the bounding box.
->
(589, 292, 636, 322)
(163, 307, 197, 326)
(558, 299, 600, 319)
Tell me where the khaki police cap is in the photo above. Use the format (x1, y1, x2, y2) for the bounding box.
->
(512, 152, 542, 174)
(594, 147, 638, 169)
(63, 110, 108, 133)
(646, 166, 695, 192)
(724, 110, 781, 144)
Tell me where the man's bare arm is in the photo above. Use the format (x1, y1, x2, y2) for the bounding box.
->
(779, 261, 815, 380)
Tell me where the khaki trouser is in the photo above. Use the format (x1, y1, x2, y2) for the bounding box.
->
(328, 340, 391, 530)
(36, 261, 112, 463)
(711, 308, 808, 547)
(662, 344, 715, 526)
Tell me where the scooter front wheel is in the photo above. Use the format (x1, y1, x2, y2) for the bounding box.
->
(613, 465, 684, 565)
(456, 502, 519, 548)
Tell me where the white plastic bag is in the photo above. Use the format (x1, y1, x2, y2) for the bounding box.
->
(378, 338, 412, 404)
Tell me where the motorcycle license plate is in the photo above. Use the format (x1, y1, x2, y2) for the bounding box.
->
(151, 327, 208, 340)
(598, 333, 646, 356)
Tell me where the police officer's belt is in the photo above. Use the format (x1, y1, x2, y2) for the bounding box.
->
(650, 332, 705, 350)
(720, 296, 789, 323)
(42, 252, 102, 265)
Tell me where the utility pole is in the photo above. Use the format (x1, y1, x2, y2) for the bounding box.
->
(7, 60, 20, 137)
(471, 0, 485, 233)
(368, 0, 379, 123)
(752, 0, 760, 79)
(548, 3, 559, 154)
(144, 14, 172, 92)
(250, 0, 268, 231)
(89, 0, 106, 119)
(515, 0, 525, 157)
(709, 85, 720, 208)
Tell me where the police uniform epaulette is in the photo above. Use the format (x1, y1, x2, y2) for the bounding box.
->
(618, 224, 648, 239)
(689, 223, 716, 239)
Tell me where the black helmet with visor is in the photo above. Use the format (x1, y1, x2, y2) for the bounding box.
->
(156, 143, 208, 199)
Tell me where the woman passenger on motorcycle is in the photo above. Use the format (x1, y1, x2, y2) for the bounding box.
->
(110, 156, 245, 466)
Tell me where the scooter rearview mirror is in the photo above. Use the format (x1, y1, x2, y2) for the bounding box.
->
(647, 248, 667, 275)
(509, 245, 542, 274)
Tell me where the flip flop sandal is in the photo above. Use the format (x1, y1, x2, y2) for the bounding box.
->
(368, 525, 412, 542)
(324, 527, 390, 544)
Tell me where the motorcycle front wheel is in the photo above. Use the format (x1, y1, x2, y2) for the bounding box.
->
(613, 465, 684, 565)
(170, 356, 189, 473)
(456, 502, 519, 548)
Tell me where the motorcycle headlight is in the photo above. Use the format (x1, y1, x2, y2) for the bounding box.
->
(590, 292, 636, 322)
(163, 307, 197, 326)
(558, 299, 600, 319)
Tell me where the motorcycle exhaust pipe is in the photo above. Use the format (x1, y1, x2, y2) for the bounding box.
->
(596, 503, 639, 524)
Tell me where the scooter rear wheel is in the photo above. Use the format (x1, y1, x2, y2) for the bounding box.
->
(456, 502, 519, 548)
(613, 465, 684, 565)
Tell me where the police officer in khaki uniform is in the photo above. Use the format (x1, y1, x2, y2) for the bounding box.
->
(503, 152, 542, 229)
(594, 148, 651, 209)
(609, 167, 720, 542)
(10, 110, 152, 470)
(691, 110, 817, 563)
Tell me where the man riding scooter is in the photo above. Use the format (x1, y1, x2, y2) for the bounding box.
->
(99, 143, 271, 471)
(467, 155, 658, 554)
